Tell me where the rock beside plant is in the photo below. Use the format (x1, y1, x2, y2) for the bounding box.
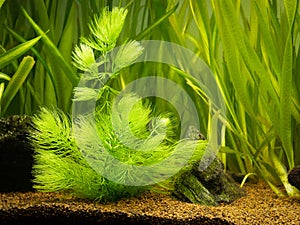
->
(0, 115, 34, 192)
(288, 165, 300, 191)
(172, 158, 244, 206)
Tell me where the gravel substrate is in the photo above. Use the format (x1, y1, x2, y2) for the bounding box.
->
(0, 181, 299, 225)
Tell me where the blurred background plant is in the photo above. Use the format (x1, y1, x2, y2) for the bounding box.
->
(0, 0, 177, 116)
(1, 0, 299, 197)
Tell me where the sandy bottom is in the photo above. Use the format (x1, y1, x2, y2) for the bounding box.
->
(0, 181, 299, 225)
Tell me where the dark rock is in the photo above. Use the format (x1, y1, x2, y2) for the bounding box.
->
(0, 115, 34, 192)
(288, 165, 300, 190)
(172, 158, 244, 206)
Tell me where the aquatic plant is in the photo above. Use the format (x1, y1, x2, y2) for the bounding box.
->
(4, 0, 298, 199)
(0, 0, 176, 116)
(30, 6, 208, 201)
(30, 106, 149, 201)
(30, 98, 207, 201)
(165, 0, 300, 197)
(0, 37, 40, 116)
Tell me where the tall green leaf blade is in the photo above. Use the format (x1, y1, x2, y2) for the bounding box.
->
(22, 7, 78, 86)
(284, 0, 298, 27)
(167, 0, 192, 45)
(0, 0, 5, 9)
(4, 26, 59, 103)
(292, 39, 300, 124)
(214, 1, 254, 117)
(189, 0, 211, 63)
(0, 36, 41, 69)
(248, 1, 259, 48)
(0, 83, 4, 104)
(55, 2, 78, 111)
(254, 2, 281, 76)
(33, 0, 50, 31)
(215, 1, 280, 109)
(1, 56, 35, 115)
(135, 3, 178, 40)
(279, 29, 294, 169)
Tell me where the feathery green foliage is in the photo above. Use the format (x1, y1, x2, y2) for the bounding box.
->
(30, 107, 147, 201)
(31, 99, 206, 201)
(30, 6, 208, 201)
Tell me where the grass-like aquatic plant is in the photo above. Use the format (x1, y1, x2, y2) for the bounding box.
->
(0, 0, 176, 116)
(165, 0, 300, 197)
(0, 37, 41, 116)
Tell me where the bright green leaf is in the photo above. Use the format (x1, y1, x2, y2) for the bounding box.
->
(0, 72, 10, 81)
(22, 7, 79, 86)
(0, 36, 41, 69)
(135, 3, 178, 40)
(279, 32, 294, 168)
(0, 0, 6, 9)
(284, 0, 298, 27)
(1, 56, 35, 115)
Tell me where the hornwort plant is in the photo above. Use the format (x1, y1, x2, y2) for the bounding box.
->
(30, 7, 208, 202)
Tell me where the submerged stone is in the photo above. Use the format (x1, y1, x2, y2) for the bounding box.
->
(0, 115, 34, 192)
(172, 158, 244, 206)
(288, 165, 300, 191)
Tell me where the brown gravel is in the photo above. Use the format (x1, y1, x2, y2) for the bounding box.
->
(0, 181, 299, 225)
